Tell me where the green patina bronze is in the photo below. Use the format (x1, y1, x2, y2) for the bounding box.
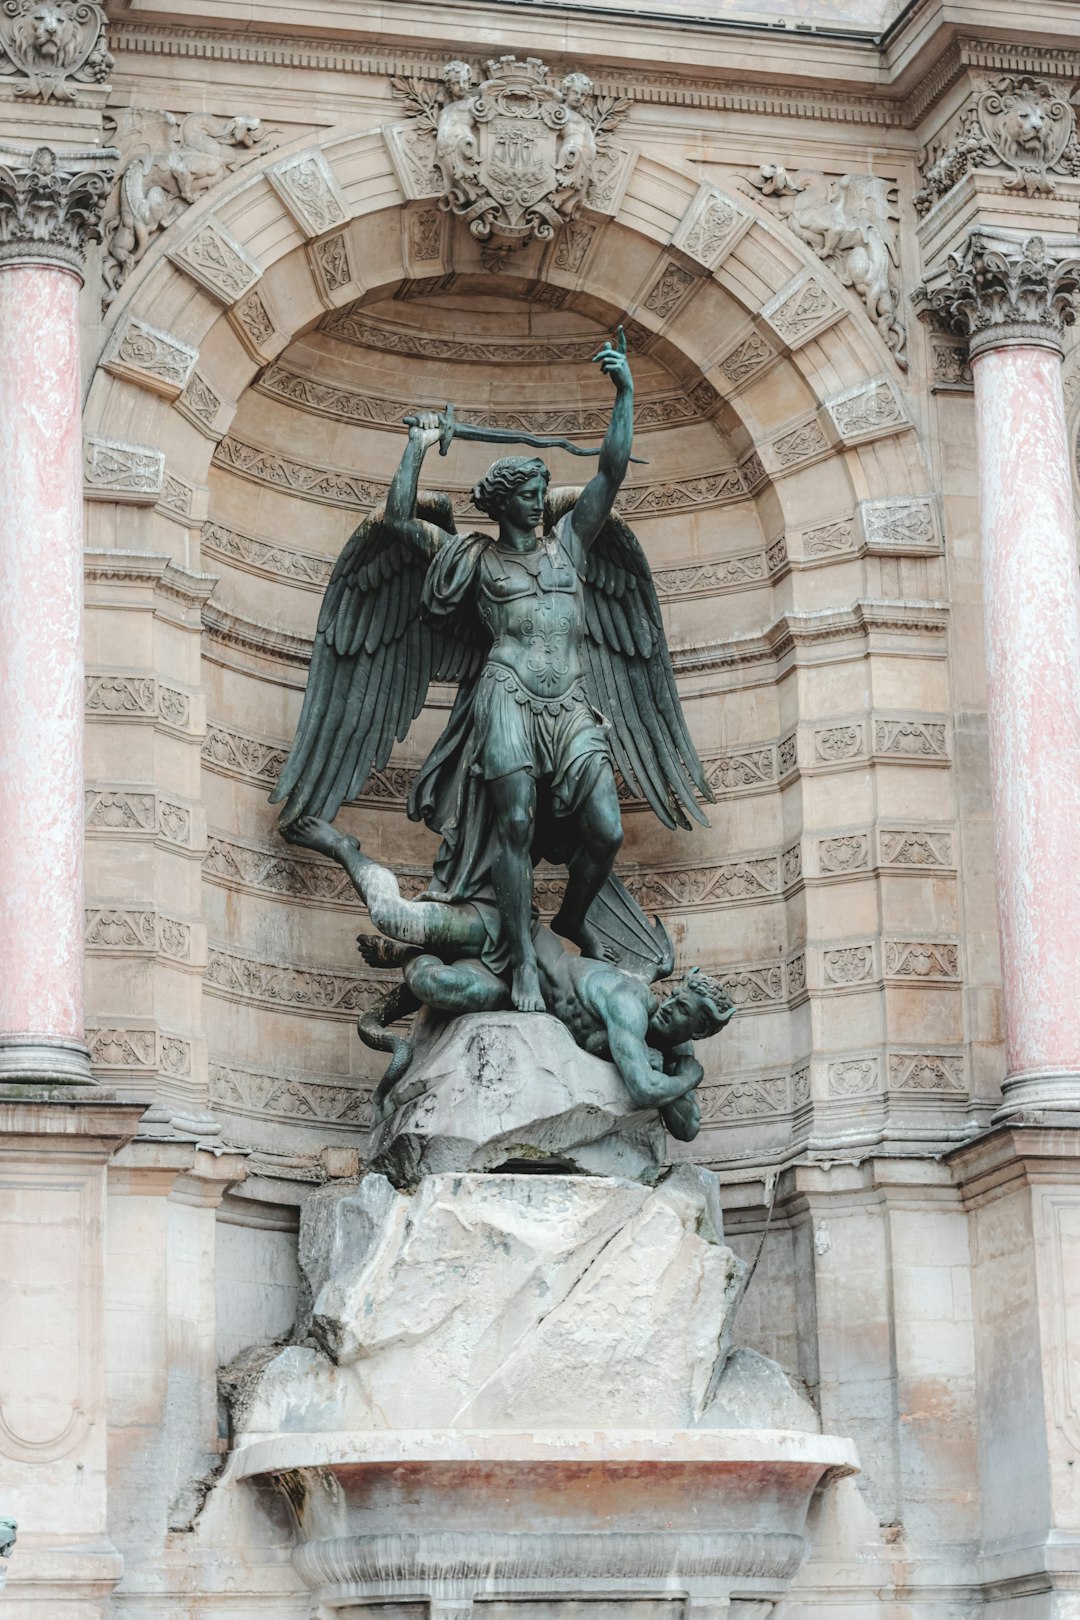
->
(272, 330, 734, 1136)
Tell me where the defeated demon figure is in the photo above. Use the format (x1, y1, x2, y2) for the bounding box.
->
(291, 817, 735, 1143)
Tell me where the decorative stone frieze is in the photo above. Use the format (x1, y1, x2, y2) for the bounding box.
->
(874, 719, 949, 760)
(204, 944, 387, 1018)
(857, 496, 940, 553)
(887, 1052, 965, 1092)
(819, 833, 871, 874)
(83, 434, 164, 502)
(167, 214, 261, 304)
(267, 148, 347, 239)
(101, 315, 198, 398)
(0, 0, 112, 101)
(823, 375, 910, 445)
(915, 75, 1080, 217)
(828, 1057, 879, 1096)
(916, 232, 1080, 358)
(85, 672, 193, 731)
(760, 269, 843, 349)
(209, 1060, 372, 1130)
(671, 184, 750, 271)
(750, 164, 906, 365)
(0, 143, 113, 273)
(212, 433, 750, 517)
(883, 941, 960, 980)
(85, 786, 196, 848)
(878, 828, 953, 867)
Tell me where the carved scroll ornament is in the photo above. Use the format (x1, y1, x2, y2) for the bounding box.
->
(915, 75, 1080, 216)
(0, 0, 111, 102)
(391, 55, 629, 250)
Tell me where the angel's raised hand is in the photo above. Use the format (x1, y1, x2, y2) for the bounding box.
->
(403, 410, 444, 452)
(591, 325, 633, 393)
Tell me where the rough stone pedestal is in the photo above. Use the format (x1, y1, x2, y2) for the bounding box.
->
(369, 1011, 669, 1187)
(216, 1166, 858, 1615)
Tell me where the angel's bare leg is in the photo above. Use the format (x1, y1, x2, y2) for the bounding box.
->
(551, 769, 623, 960)
(487, 769, 544, 1012)
(284, 816, 486, 955)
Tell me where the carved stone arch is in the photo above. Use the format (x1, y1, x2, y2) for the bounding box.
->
(84, 125, 920, 539)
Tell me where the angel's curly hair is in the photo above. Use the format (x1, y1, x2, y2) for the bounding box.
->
(472, 456, 550, 520)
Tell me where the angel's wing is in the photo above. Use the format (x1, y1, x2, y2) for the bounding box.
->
(271, 497, 482, 827)
(547, 490, 714, 832)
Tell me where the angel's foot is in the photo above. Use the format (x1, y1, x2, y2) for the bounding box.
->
(283, 815, 358, 863)
(551, 909, 609, 962)
(511, 961, 545, 1013)
(357, 934, 418, 969)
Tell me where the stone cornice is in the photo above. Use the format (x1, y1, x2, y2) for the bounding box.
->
(85, 549, 218, 611)
(109, 20, 899, 127)
(0, 143, 116, 275)
(915, 232, 1080, 358)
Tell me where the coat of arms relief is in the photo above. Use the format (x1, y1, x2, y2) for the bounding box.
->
(390, 56, 630, 251)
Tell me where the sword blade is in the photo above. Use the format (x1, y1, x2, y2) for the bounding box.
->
(451, 421, 648, 464)
(402, 413, 647, 464)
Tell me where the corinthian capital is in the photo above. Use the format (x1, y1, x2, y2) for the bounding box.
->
(915, 232, 1080, 358)
(0, 143, 115, 275)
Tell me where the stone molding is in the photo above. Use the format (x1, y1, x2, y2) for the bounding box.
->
(0, 143, 114, 274)
(0, 0, 112, 102)
(200, 595, 949, 684)
(254, 359, 704, 435)
(916, 232, 1080, 358)
(167, 213, 261, 304)
(83, 548, 217, 612)
(85, 672, 197, 734)
(209, 1058, 372, 1131)
(85, 786, 198, 851)
(211, 434, 751, 516)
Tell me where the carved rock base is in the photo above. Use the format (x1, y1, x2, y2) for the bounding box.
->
(368, 1011, 669, 1187)
(228, 1167, 766, 1435)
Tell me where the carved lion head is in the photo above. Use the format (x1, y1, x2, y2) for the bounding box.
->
(999, 97, 1049, 156)
(18, 2, 80, 66)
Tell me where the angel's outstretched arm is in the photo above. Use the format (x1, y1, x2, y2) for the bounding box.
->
(384, 414, 450, 558)
(570, 326, 634, 550)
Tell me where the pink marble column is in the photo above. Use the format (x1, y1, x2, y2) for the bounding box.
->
(0, 147, 113, 1084)
(925, 233, 1080, 1113)
(974, 342, 1080, 1109)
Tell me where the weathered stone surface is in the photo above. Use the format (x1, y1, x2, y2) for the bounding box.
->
(369, 1012, 669, 1187)
(233, 1167, 746, 1436)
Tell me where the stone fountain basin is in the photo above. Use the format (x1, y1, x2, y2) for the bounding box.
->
(236, 1428, 858, 1610)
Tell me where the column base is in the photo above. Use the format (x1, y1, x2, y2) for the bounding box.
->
(0, 1037, 93, 1086)
(993, 1067, 1080, 1121)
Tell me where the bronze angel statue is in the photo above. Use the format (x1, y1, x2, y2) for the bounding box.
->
(272, 328, 714, 1013)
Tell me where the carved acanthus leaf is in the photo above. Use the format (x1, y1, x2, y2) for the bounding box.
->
(0, 142, 113, 271)
(915, 232, 1080, 357)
